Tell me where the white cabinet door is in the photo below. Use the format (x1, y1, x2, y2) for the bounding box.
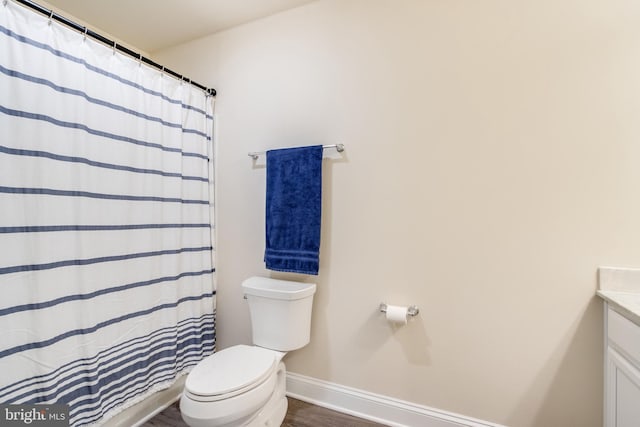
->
(607, 347, 640, 427)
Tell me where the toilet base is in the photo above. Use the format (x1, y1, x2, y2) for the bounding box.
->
(246, 364, 287, 427)
(181, 361, 288, 427)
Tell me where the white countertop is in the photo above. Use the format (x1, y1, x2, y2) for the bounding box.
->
(597, 267, 640, 326)
(597, 289, 640, 327)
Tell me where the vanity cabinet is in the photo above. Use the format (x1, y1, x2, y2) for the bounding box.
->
(604, 305, 640, 427)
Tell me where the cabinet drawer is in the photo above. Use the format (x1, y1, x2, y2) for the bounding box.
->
(608, 307, 640, 366)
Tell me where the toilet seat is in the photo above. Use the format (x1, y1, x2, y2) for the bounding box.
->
(185, 345, 277, 402)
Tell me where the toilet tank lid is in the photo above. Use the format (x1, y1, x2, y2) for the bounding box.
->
(242, 277, 316, 300)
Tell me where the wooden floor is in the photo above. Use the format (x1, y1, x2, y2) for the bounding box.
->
(142, 397, 386, 427)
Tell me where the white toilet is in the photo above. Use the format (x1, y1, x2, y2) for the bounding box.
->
(180, 276, 316, 427)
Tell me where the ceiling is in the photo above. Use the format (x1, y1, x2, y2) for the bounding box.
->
(42, 0, 317, 53)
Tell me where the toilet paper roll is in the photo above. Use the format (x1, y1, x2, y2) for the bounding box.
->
(385, 305, 408, 325)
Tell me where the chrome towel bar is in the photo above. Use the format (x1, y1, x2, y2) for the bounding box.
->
(248, 143, 345, 160)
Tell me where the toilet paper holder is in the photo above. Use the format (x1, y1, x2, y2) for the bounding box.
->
(379, 303, 419, 317)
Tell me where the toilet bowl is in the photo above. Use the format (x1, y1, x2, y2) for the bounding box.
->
(180, 277, 316, 427)
(180, 345, 287, 427)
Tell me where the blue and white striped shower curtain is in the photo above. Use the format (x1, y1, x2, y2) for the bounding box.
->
(0, 2, 215, 425)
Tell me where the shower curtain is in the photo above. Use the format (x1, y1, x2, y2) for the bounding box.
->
(0, 2, 215, 426)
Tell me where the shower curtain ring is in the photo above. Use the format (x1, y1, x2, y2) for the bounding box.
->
(83, 27, 88, 41)
(48, 9, 54, 25)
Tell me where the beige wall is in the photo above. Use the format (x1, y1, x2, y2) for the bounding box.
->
(37, 0, 150, 56)
(153, 0, 640, 425)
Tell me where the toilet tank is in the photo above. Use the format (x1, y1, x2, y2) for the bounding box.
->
(242, 277, 316, 352)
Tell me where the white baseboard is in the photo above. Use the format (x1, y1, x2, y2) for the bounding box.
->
(285, 372, 505, 427)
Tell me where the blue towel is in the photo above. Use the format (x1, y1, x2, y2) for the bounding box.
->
(264, 145, 323, 275)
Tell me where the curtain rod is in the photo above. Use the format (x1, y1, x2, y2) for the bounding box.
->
(248, 144, 345, 160)
(12, 0, 216, 96)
